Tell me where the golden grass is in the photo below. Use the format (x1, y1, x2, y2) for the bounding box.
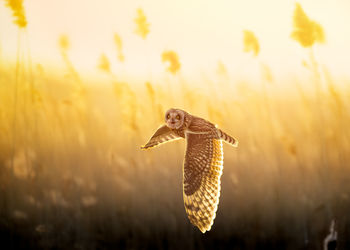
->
(0, 3, 350, 249)
(161, 50, 181, 74)
(243, 30, 260, 56)
(291, 3, 325, 48)
(114, 33, 125, 62)
(97, 53, 111, 73)
(134, 8, 150, 39)
(58, 34, 70, 51)
(1, 57, 349, 248)
(4, 0, 27, 28)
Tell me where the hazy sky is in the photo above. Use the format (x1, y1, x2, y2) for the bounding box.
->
(1, 0, 349, 80)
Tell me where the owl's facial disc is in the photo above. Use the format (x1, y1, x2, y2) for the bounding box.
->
(165, 109, 184, 129)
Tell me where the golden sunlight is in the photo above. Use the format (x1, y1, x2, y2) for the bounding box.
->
(0, 0, 350, 248)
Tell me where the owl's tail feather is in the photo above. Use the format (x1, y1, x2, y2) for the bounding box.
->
(217, 129, 238, 147)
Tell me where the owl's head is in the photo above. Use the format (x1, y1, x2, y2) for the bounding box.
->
(165, 108, 185, 130)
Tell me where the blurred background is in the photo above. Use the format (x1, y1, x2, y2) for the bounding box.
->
(1, 0, 350, 249)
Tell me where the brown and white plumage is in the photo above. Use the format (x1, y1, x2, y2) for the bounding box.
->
(141, 125, 180, 149)
(141, 108, 238, 233)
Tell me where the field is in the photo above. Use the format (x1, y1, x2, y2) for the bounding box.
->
(1, 1, 350, 249)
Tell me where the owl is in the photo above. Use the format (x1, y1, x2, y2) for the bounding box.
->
(141, 108, 238, 233)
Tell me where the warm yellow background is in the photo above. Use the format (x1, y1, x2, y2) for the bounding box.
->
(0, 1, 349, 248)
(1, 0, 350, 80)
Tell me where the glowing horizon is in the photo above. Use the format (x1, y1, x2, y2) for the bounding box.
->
(1, 0, 350, 81)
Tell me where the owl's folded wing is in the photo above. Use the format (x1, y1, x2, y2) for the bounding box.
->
(141, 125, 181, 149)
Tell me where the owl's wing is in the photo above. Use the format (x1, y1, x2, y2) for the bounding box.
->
(183, 133, 224, 233)
(141, 125, 181, 149)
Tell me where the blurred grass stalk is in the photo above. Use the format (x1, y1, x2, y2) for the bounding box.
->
(0, 2, 349, 249)
(1, 42, 349, 248)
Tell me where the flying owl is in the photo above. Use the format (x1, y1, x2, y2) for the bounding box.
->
(141, 108, 238, 233)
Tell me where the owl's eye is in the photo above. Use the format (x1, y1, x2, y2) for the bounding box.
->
(166, 114, 170, 119)
(176, 115, 180, 120)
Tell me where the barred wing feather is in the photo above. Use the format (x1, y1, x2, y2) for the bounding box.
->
(183, 133, 224, 233)
(141, 125, 180, 149)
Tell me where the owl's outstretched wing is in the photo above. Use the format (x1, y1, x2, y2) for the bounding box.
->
(141, 125, 181, 149)
(183, 133, 224, 233)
